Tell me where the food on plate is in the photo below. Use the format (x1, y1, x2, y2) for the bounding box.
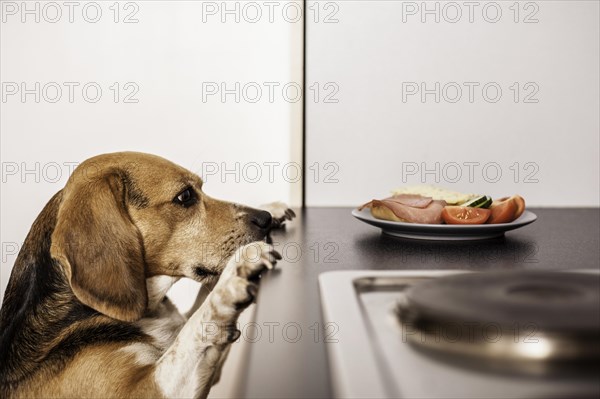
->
(359, 194, 447, 224)
(392, 185, 477, 205)
(461, 195, 492, 209)
(487, 195, 526, 224)
(359, 187, 527, 226)
(441, 206, 492, 225)
(361, 194, 434, 209)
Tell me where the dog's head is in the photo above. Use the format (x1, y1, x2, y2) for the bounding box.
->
(50, 152, 272, 322)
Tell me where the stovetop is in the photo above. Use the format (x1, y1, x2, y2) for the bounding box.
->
(319, 270, 600, 399)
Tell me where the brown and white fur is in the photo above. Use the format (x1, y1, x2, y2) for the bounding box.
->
(0, 152, 295, 398)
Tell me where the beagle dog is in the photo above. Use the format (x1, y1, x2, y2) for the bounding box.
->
(0, 152, 295, 398)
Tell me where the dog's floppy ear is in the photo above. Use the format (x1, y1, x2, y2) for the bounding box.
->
(51, 170, 147, 322)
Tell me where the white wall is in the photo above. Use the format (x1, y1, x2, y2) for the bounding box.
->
(1, 1, 303, 308)
(306, 0, 599, 207)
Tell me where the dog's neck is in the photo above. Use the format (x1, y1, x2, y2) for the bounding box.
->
(0, 192, 70, 325)
(0, 192, 85, 381)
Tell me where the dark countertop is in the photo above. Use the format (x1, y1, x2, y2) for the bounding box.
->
(239, 207, 600, 398)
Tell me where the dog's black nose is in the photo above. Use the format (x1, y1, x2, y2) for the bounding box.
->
(251, 210, 273, 230)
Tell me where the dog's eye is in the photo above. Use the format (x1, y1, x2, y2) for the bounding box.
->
(173, 187, 197, 207)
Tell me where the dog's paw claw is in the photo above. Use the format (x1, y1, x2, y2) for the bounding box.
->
(246, 283, 258, 298)
(285, 208, 296, 219)
(227, 328, 241, 343)
(236, 242, 279, 277)
(260, 201, 296, 229)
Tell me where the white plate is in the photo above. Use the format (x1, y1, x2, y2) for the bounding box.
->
(351, 208, 537, 240)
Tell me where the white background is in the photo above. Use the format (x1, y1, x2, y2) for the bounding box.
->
(306, 0, 599, 207)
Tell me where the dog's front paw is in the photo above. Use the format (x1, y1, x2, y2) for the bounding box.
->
(260, 201, 296, 228)
(201, 242, 280, 346)
(219, 242, 281, 312)
(234, 241, 281, 279)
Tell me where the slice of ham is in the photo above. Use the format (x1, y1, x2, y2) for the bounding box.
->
(359, 194, 447, 224)
(358, 194, 433, 210)
(387, 194, 433, 209)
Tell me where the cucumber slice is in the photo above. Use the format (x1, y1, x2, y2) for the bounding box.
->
(480, 196, 493, 209)
(462, 195, 492, 208)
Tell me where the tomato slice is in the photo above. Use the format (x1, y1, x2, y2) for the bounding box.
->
(487, 195, 525, 224)
(512, 195, 526, 219)
(442, 206, 491, 225)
